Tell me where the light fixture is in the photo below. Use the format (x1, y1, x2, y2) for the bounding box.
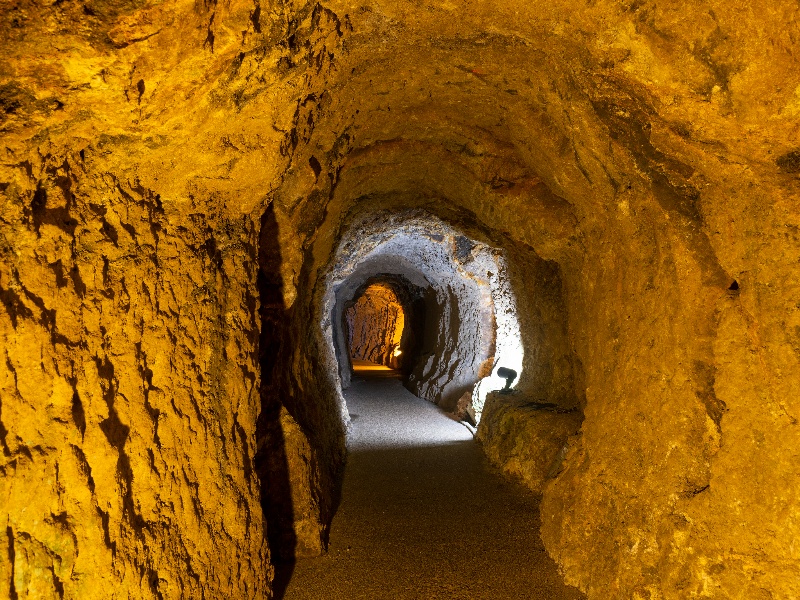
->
(496, 367, 517, 394)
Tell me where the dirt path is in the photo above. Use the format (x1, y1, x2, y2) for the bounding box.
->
(281, 373, 586, 600)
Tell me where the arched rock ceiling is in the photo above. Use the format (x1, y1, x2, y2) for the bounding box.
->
(320, 211, 503, 414)
(3, 0, 798, 265)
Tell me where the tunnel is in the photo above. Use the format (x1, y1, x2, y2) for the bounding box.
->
(344, 280, 408, 372)
(1, 1, 799, 599)
(322, 212, 542, 422)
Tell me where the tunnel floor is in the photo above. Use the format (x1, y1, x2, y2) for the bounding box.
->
(281, 367, 586, 600)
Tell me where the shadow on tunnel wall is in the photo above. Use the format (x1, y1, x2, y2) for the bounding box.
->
(254, 205, 296, 598)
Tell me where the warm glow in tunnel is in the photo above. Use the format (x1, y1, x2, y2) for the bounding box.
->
(346, 283, 405, 370)
(6, 0, 796, 597)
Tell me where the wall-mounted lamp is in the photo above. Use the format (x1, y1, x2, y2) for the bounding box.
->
(496, 367, 517, 394)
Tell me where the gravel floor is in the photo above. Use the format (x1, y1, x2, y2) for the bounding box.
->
(281, 371, 586, 600)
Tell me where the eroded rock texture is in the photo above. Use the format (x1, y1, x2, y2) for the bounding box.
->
(0, 154, 270, 597)
(478, 393, 582, 495)
(1, 0, 799, 598)
(346, 283, 404, 367)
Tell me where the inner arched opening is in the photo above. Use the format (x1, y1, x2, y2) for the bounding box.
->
(346, 282, 406, 371)
(343, 275, 427, 380)
(322, 210, 534, 426)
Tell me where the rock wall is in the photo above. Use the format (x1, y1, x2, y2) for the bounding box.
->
(478, 394, 582, 495)
(0, 0, 347, 595)
(0, 149, 270, 598)
(346, 284, 404, 367)
(539, 205, 800, 598)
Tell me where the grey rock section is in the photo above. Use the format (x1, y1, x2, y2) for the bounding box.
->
(283, 375, 586, 600)
(320, 211, 502, 421)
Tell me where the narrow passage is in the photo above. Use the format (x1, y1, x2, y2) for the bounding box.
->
(283, 364, 585, 600)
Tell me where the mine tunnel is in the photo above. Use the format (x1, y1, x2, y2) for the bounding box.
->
(345, 280, 408, 372)
(2, 1, 799, 599)
(325, 215, 539, 420)
(255, 209, 586, 598)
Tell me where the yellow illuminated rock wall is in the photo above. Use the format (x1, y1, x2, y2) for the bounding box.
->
(346, 284, 404, 367)
(0, 152, 270, 597)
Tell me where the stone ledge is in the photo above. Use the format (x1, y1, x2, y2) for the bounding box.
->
(477, 392, 582, 494)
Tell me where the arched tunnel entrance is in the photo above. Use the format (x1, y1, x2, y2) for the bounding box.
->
(344, 277, 420, 374)
(324, 212, 531, 424)
(255, 206, 586, 597)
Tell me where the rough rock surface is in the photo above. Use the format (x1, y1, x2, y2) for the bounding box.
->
(0, 160, 270, 597)
(346, 283, 404, 368)
(1, 0, 799, 598)
(478, 393, 583, 495)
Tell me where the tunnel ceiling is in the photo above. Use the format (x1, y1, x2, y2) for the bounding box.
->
(2, 1, 796, 351)
(3, 0, 797, 275)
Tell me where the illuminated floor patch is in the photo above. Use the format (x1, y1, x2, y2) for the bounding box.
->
(351, 359, 402, 379)
(346, 377, 472, 450)
(282, 378, 586, 600)
(351, 359, 395, 372)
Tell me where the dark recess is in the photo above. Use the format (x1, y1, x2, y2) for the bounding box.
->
(7, 525, 17, 600)
(308, 155, 322, 178)
(250, 0, 261, 33)
(254, 204, 296, 598)
(454, 235, 474, 262)
(777, 150, 800, 174)
(72, 391, 87, 438)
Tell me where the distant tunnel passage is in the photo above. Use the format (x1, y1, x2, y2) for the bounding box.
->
(346, 283, 405, 370)
(324, 212, 543, 424)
